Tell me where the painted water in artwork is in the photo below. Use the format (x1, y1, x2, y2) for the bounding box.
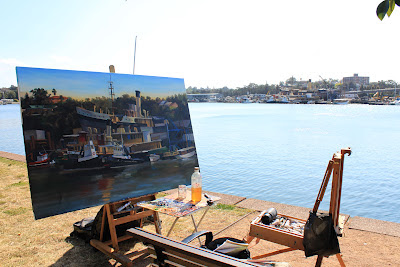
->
(16, 67, 198, 219)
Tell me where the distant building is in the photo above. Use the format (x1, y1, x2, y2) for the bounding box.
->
(187, 93, 223, 102)
(342, 74, 369, 89)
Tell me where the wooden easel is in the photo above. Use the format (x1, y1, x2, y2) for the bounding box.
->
(313, 147, 351, 266)
(90, 194, 162, 267)
(246, 147, 351, 267)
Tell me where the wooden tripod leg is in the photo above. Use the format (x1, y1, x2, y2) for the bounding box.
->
(313, 160, 334, 213)
(250, 248, 296, 260)
(105, 204, 120, 251)
(336, 253, 346, 266)
(330, 155, 341, 227)
(153, 210, 162, 235)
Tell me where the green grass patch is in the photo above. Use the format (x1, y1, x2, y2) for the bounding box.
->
(0, 201, 6, 205)
(0, 157, 25, 166)
(3, 207, 28, 216)
(8, 181, 29, 188)
(214, 203, 236, 210)
(0, 193, 4, 198)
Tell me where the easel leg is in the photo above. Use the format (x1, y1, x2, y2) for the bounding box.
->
(193, 206, 210, 233)
(336, 253, 346, 267)
(315, 255, 323, 267)
(167, 217, 179, 237)
(250, 247, 296, 261)
(105, 204, 120, 251)
(153, 211, 162, 235)
(190, 214, 202, 246)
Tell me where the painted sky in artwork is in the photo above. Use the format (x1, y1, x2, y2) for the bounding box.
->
(16, 67, 185, 100)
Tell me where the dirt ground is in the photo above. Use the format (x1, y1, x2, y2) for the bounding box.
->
(1, 157, 399, 266)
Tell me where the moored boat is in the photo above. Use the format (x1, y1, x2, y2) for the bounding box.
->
(177, 146, 196, 159)
(333, 99, 349, 105)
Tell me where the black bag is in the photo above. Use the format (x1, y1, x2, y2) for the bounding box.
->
(205, 237, 251, 259)
(71, 217, 95, 242)
(303, 211, 340, 257)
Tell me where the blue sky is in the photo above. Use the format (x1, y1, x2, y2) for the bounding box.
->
(2, 0, 400, 88)
(16, 67, 185, 99)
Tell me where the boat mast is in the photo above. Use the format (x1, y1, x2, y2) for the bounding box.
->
(133, 36, 137, 75)
(108, 65, 115, 115)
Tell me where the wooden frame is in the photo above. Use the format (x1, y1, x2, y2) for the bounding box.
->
(246, 148, 351, 267)
(90, 194, 162, 267)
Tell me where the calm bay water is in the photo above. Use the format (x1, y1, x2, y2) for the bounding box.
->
(1, 103, 399, 223)
(189, 103, 400, 223)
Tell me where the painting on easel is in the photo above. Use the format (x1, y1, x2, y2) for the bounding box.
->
(16, 67, 198, 219)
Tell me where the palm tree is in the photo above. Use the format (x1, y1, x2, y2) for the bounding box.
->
(52, 88, 57, 96)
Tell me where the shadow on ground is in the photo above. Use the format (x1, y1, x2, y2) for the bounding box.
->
(50, 235, 152, 267)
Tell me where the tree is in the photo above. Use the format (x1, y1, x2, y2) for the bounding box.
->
(30, 88, 51, 105)
(52, 88, 57, 96)
(285, 76, 297, 86)
(377, 0, 400, 20)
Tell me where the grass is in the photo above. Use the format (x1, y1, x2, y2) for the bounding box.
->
(0, 156, 257, 266)
(3, 207, 28, 216)
(2, 156, 398, 266)
(215, 203, 236, 210)
(7, 181, 29, 188)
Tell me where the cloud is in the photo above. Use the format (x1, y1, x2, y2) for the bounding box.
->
(0, 58, 25, 66)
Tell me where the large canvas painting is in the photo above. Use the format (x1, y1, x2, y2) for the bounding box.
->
(16, 67, 198, 219)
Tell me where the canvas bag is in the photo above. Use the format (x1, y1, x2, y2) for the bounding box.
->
(303, 211, 340, 257)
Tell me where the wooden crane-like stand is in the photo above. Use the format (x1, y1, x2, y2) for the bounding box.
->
(246, 147, 351, 267)
(90, 194, 162, 267)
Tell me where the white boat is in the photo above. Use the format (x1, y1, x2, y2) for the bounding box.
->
(76, 106, 111, 121)
(390, 99, 400, 105)
(333, 99, 349, 105)
(149, 154, 160, 162)
(112, 143, 131, 160)
(177, 146, 196, 159)
(78, 140, 98, 162)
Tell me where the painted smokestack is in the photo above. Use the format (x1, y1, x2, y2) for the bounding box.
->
(135, 90, 141, 117)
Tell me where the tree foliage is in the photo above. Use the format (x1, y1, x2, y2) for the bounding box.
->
(377, 0, 400, 20)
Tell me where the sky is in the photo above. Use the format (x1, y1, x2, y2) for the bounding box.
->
(1, 0, 400, 89)
(16, 67, 185, 99)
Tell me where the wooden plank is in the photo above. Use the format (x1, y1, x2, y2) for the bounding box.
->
(113, 209, 155, 226)
(106, 204, 120, 251)
(147, 246, 207, 267)
(250, 248, 296, 261)
(90, 239, 133, 267)
(104, 234, 134, 246)
(128, 228, 259, 267)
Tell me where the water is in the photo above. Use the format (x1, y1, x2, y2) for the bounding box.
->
(0, 104, 25, 155)
(1, 104, 400, 223)
(189, 103, 400, 223)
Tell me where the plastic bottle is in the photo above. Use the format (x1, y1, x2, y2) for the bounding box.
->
(191, 167, 202, 202)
